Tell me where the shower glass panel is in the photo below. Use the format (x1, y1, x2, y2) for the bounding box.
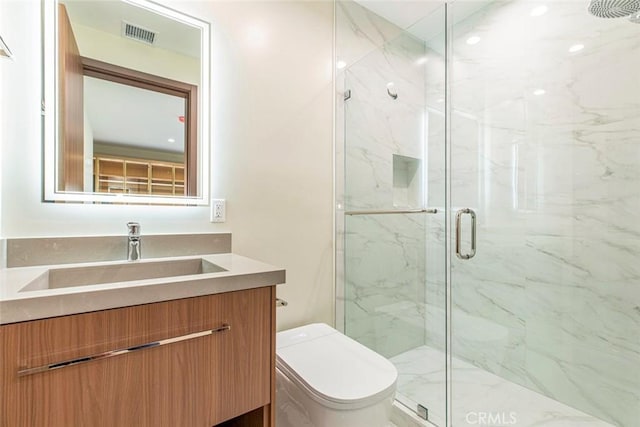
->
(449, 1, 640, 426)
(339, 2, 447, 424)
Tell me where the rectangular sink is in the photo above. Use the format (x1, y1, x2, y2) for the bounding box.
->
(21, 258, 227, 291)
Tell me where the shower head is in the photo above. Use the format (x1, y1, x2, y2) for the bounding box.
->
(588, 0, 640, 18)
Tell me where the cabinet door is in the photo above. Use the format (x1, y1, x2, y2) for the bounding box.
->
(0, 287, 274, 427)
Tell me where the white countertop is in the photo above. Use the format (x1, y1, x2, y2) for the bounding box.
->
(0, 253, 286, 325)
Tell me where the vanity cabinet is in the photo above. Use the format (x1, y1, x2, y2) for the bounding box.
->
(0, 286, 276, 427)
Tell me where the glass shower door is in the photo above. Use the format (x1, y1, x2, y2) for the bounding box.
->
(449, 1, 640, 426)
(340, 7, 448, 423)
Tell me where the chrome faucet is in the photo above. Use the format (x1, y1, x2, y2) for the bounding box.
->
(127, 222, 141, 261)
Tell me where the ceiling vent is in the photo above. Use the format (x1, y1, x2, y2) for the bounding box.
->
(122, 21, 157, 45)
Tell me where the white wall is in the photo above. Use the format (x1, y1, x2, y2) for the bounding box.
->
(0, 0, 335, 331)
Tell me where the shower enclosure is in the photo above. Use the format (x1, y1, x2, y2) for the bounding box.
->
(336, 1, 640, 426)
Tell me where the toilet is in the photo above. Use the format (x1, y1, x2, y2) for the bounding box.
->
(275, 323, 397, 427)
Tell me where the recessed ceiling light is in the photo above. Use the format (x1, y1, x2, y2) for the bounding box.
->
(533, 89, 546, 96)
(568, 44, 585, 53)
(466, 35, 481, 45)
(530, 5, 548, 17)
(168, 138, 176, 143)
(336, 60, 347, 69)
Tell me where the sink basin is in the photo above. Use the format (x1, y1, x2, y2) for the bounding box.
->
(21, 258, 227, 291)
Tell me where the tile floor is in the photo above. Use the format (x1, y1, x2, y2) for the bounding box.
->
(390, 345, 614, 427)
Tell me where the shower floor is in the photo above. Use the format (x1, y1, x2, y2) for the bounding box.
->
(390, 346, 614, 427)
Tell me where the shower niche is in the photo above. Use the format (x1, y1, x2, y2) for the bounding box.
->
(392, 154, 422, 208)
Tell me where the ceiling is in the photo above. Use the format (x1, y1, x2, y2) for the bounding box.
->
(61, 0, 201, 59)
(354, 0, 444, 30)
(354, 0, 492, 44)
(84, 76, 186, 154)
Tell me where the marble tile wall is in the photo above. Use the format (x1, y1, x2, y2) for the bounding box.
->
(343, 27, 427, 211)
(445, 1, 640, 425)
(343, 27, 430, 357)
(337, 0, 446, 358)
(338, 0, 638, 426)
(345, 214, 427, 357)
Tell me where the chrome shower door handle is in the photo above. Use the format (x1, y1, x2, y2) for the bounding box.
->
(455, 208, 477, 260)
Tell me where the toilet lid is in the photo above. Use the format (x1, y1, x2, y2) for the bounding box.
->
(276, 324, 397, 408)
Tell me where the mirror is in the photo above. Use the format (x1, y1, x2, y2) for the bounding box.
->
(43, 0, 210, 204)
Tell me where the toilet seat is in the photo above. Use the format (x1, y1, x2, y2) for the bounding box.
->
(276, 323, 397, 411)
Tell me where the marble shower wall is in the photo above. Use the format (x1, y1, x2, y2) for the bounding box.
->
(338, 0, 638, 425)
(344, 32, 426, 211)
(344, 213, 427, 358)
(344, 26, 428, 358)
(337, 0, 447, 358)
(445, 1, 640, 426)
(334, 0, 405, 335)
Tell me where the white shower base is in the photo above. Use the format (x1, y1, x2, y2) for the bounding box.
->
(390, 345, 614, 427)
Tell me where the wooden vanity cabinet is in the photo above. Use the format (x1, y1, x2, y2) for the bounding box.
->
(0, 286, 276, 427)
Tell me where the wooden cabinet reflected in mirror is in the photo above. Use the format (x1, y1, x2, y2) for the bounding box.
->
(57, 3, 197, 197)
(94, 156, 186, 196)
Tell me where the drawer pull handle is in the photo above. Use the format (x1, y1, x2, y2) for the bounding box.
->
(17, 323, 231, 377)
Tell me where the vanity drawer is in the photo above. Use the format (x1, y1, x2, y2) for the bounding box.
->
(0, 286, 274, 427)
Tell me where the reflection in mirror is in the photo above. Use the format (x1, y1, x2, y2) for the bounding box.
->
(43, 0, 210, 204)
(86, 75, 189, 196)
(77, 57, 197, 196)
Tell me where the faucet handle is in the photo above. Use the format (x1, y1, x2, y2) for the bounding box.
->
(127, 222, 141, 236)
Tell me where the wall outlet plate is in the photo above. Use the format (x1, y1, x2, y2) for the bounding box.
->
(210, 199, 226, 223)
